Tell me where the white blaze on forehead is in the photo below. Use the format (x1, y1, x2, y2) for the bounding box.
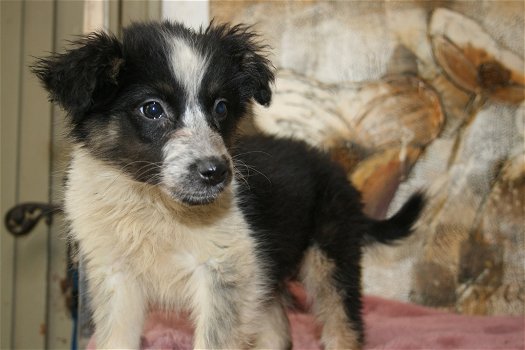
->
(168, 36, 209, 102)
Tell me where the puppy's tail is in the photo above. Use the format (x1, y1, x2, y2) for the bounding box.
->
(363, 192, 425, 245)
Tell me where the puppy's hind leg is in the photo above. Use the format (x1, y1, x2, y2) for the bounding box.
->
(299, 247, 363, 350)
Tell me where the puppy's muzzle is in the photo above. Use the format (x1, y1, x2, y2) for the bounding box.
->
(164, 155, 232, 206)
(160, 129, 233, 205)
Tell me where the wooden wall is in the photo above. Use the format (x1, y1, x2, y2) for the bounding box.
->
(1, 1, 84, 348)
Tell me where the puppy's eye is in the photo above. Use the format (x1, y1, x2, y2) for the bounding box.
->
(140, 101, 165, 119)
(213, 99, 228, 121)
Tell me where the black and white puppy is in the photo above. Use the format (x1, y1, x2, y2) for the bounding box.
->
(33, 21, 423, 349)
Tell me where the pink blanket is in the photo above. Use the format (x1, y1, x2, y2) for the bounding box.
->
(88, 293, 524, 349)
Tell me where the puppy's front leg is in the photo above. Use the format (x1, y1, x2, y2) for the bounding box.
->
(190, 260, 261, 349)
(254, 298, 292, 350)
(89, 266, 145, 349)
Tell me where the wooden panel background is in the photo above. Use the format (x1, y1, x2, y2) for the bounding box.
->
(2, 2, 54, 348)
(2, 1, 83, 348)
(1, 1, 23, 348)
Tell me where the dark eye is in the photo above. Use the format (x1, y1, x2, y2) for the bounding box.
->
(140, 101, 165, 119)
(213, 99, 228, 121)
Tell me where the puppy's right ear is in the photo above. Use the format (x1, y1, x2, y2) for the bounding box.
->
(32, 32, 123, 122)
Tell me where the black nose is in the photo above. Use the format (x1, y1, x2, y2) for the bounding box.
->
(195, 157, 230, 186)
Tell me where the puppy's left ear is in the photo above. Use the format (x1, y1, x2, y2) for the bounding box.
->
(247, 52, 274, 106)
(31, 32, 123, 122)
(213, 23, 275, 106)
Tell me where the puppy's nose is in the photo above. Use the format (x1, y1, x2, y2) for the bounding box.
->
(195, 157, 230, 186)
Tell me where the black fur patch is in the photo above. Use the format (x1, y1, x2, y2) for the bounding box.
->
(234, 135, 424, 343)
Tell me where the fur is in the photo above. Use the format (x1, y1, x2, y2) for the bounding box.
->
(33, 21, 424, 349)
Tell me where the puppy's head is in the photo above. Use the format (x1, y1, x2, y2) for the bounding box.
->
(33, 21, 273, 205)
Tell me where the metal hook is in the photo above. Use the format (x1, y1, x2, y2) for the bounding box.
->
(4, 202, 63, 236)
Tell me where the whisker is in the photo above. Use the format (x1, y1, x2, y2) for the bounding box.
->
(134, 162, 163, 180)
(100, 161, 162, 195)
(233, 159, 271, 184)
(233, 166, 250, 190)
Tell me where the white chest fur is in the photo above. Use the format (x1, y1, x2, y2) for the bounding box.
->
(64, 148, 262, 313)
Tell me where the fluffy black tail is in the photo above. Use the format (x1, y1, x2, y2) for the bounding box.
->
(363, 192, 425, 245)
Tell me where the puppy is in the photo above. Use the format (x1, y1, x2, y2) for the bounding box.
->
(33, 21, 424, 349)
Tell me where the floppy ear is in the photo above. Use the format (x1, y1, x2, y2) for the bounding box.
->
(244, 46, 274, 106)
(211, 23, 275, 106)
(32, 32, 123, 122)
